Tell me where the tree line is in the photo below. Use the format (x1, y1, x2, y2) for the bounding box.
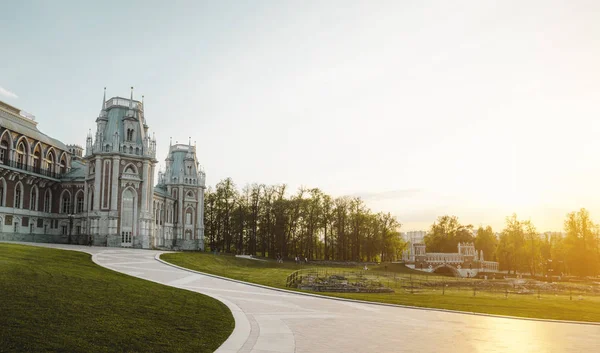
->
(424, 209, 600, 277)
(203, 178, 405, 262)
(204, 178, 600, 276)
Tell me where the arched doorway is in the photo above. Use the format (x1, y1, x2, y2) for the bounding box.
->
(120, 188, 136, 247)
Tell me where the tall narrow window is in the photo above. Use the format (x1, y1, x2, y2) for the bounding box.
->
(121, 189, 135, 246)
(62, 195, 70, 214)
(59, 156, 67, 175)
(14, 187, 21, 208)
(16, 142, 25, 167)
(0, 184, 3, 207)
(77, 194, 84, 213)
(46, 151, 55, 171)
(44, 191, 51, 212)
(33, 150, 41, 171)
(0, 140, 7, 164)
(30, 188, 37, 211)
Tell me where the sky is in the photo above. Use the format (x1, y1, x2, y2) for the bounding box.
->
(1, 1, 599, 232)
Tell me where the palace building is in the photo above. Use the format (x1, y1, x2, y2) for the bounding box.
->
(0, 88, 205, 250)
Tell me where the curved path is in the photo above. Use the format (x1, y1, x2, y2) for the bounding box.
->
(8, 243, 600, 353)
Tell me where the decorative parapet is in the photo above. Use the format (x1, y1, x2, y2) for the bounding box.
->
(198, 170, 206, 187)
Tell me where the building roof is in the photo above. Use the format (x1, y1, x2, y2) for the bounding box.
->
(61, 159, 86, 180)
(0, 101, 68, 150)
(99, 96, 146, 146)
(153, 184, 170, 197)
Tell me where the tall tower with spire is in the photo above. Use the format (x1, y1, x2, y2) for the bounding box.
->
(85, 87, 157, 247)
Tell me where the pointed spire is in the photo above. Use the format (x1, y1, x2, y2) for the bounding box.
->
(189, 136, 191, 146)
(129, 86, 134, 109)
(102, 87, 106, 110)
(170, 137, 172, 146)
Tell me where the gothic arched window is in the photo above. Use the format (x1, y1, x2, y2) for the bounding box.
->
(76, 192, 84, 213)
(30, 187, 38, 211)
(46, 151, 55, 170)
(0, 140, 8, 164)
(44, 190, 52, 212)
(14, 183, 23, 209)
(16, 142, 26, 167)
(61, 194, 71, 214)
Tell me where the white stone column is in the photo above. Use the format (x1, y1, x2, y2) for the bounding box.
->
(178, 185, 184, 239)
(110, 156, 120, 211)
(141, 161, 149, 212)
(148, 163, 155, 212)
(93, 156, 101, 210)
(83, 180, 88, 212)
(198, 187, 205, 250)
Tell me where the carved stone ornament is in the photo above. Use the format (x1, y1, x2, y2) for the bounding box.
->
(121, 181, 140, 189)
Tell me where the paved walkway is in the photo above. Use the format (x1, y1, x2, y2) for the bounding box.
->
(7, 243, 600, 353)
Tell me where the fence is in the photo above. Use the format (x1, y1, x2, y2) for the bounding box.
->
(286, 267, 600, 300)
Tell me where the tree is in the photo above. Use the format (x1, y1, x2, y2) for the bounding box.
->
(564, 208, 600, 276)
(424, 215, 474, 253)
(204, 178, 403, 262)
(474, 226, 497, 262)
(496, 214, 534, 275)
(523, 220, 542, 276)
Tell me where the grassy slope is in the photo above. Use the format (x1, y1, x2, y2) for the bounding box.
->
(161, 252, 600, 323)
(0, 244, 234, 353)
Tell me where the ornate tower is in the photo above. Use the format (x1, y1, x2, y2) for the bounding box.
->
(85, 87, 157, 247)
(152, 139, 205, 250)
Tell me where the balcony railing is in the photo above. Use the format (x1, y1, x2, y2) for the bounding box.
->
(0, 159, 66, 179)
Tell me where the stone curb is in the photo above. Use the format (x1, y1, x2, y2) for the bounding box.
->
(156, 254, 600, 327)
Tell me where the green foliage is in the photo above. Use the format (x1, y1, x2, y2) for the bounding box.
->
(204, 179, 406, 262)
(424, 215, 474, 252)
(474, 225, 497, 261)
(563, 209, 600, 276)
(204, 177, 600, 277)
(494, 210, 600, 277)
(0, 244, 234, 353)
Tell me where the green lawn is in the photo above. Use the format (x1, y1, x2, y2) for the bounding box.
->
(0, 244, 234, 353)
(161, 252, 600, 323)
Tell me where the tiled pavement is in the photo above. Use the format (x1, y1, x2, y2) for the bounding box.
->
(6, 242, 600, 353)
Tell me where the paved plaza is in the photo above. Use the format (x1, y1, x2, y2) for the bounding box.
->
(7, 242, 600, 353)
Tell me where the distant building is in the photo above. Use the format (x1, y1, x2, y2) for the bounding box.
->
(402, 242, 499, 277)
(400, 230, 427, 261)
